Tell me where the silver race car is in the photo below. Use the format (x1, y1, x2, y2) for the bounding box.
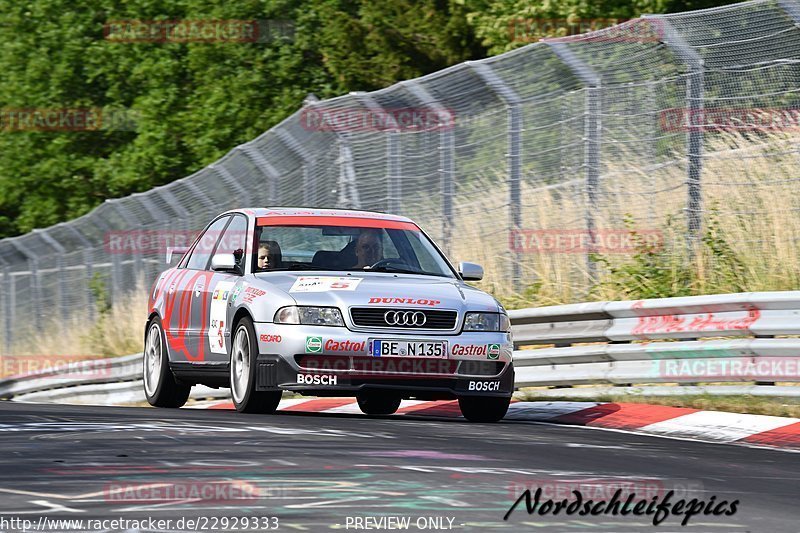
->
(144, 208, 514, 422)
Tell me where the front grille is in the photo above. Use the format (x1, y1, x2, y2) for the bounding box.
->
(350, 308, 458, 329)
(294, 355, 459, 375)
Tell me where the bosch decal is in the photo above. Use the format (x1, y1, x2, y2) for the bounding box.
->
(468, 381, 501, 391)
(296, 374, 338, 385)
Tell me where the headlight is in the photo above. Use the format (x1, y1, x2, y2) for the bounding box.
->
(274, 306, 344, 327)
(464, 312, 510, 332)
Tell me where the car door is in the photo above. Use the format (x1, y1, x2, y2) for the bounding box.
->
(163, 215, 230, 363)
(201, 213, 249, 364)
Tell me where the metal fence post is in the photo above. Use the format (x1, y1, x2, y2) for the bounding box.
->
(468, 61, 523, 290)
(403, 80, 455, 257)
(334, 134, 361, 209)
(65, 225, 95, 323)
(185, 181, 217, 212)
(211, 163, 251, 202)
(100, 202, 139, 305)
(644, 16, 704, 247)
(386, 132, 401, 213)
(547, 43, 602, 283)
(8, 240, 41, 333)
(35, 230, 68, 327)
(0, 260, 10, 352)
(275, 129, 316, 206)
(235, 147, 280, 206)
(352, 94, 401, 213)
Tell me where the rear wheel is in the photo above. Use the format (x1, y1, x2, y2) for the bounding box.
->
(143, 317, 191, 408)
(458, 396, 510, 422)
(356, 392, 401, 415)
(230, 316, 282, 414)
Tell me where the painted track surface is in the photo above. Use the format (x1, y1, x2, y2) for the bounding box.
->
(0, 402, 798, 532)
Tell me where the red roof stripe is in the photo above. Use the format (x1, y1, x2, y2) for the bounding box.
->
(256, 215, 419, 230)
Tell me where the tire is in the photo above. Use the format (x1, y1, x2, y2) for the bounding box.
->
(230, 316, 282, 414)
(143, 317, 191, 408)
(356, 392, 401, 415)
(458, 396, 510, 423)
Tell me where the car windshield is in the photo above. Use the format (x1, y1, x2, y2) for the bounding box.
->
(253, 223, 456, 278)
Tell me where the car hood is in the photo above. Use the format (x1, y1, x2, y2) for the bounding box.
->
(253, 271, 500, 312)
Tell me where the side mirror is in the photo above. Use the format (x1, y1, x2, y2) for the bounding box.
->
(166, 246, 189, 265)
(211, 253, 238, 272)
(458, 261, 484, 281)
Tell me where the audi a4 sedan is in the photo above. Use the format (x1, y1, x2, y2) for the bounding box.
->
(143, 208, 514, 422)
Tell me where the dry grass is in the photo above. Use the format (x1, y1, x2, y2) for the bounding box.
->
(1, 277, 148, 361)
(452, 131, 800, 307)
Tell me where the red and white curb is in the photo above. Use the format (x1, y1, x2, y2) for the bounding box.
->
(187, 398, 800, 451)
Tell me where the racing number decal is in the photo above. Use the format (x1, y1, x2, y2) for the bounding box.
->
(209, 281, 235, 354)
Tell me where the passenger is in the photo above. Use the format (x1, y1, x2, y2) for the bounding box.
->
(351, 229, 383, 269)
(257, 241, 282, 270)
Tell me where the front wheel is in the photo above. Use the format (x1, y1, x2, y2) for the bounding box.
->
(230, 316, 282, 414)
(356, 392, 401, 415)
(143, 317, 191, 408)
(458, 396, 510, 423)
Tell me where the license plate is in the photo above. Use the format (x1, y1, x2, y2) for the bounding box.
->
(370, 340, 447, 358)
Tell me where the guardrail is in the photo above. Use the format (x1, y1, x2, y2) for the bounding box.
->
(0, 354, 227, 404)
(2, 291, 799, 404)
(511, 291, 800, 391)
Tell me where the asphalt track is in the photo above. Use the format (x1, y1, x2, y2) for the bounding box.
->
(0, 401, 798, 532)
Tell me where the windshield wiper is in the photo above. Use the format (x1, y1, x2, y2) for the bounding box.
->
(264, 265, 330, 271)
(366, 265, 440, 276)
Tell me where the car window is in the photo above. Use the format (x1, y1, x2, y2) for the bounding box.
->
(257, 226, 348, 263)
(214, 215, 248, 272)
(253, 223, 455, 277)
(184, 216, 230, 270)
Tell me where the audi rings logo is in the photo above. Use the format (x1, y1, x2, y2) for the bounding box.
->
(384, 310, 427, 327)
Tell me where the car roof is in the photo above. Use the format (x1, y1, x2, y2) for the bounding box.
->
(228, 207, 415, 223)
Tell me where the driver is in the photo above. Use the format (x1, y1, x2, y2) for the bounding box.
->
(257, 241, 282, 270)
(351, 229, 383, 268)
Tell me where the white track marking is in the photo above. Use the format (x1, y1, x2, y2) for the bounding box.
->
(639, 411, 799, 442)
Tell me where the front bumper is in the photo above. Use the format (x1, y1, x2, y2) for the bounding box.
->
(253, 322, 515, 399)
